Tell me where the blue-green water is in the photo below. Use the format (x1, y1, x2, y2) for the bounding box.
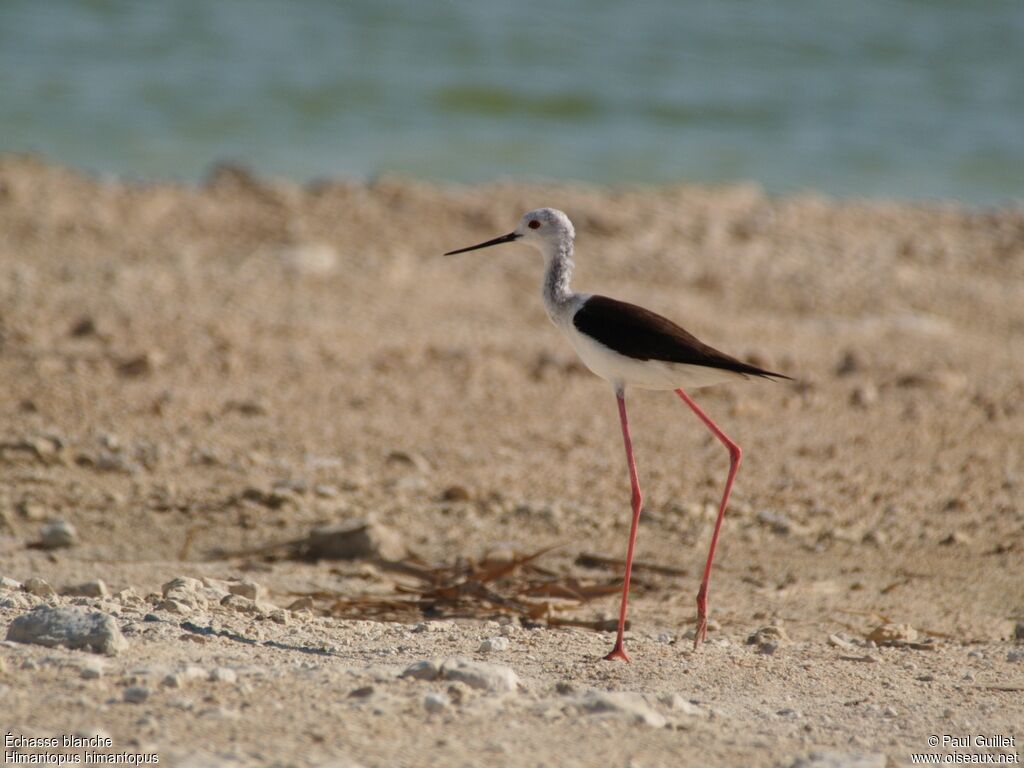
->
(2, 1, 1022, 202)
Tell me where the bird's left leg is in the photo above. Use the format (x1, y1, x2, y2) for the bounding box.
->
(604, 388, 644, 662)
(675, 388, 742, 649)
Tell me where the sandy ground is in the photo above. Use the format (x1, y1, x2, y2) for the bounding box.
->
(0, 155, 1022, 767)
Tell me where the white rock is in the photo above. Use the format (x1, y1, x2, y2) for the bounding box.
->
(23, 578, 56, 597)
(478, 636, 510, 653)
(0, 576, 23, 591)
(401, 659, 442, 681)
(579, 691, 667, 728)
(424, 692, 449, 713)
(39, 520, 78, 549)
(6, 605, 127, 655)
(62, 580, 110, 598)
(227, 580, 267, 602)
(182, 665, 208, 682)
(209, 667, 237, 684)
(440, 658, 519, 694)
(80, 660, 106, 679)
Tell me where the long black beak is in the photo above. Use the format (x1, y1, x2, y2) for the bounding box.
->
(444, 231, 520, 256)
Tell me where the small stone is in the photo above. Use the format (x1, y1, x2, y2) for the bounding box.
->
(209, 667, 237, 684)
(939, 530, 971, 546)
(850, 384, 878, 408)
(37, 520, 78, 550)
(386, 450, 430, 472)
(123, 685, 150, 704)
(114, 588, 143, 605)
(117, 351, 163, 378)
(348, 685, 375, 699)
(80, 660, 105, 679)
(6, 605, 127, 655)
(401, 659, 442, 681)
(70, 317, 97, 337)
(303, 519, 405, 561)
(478, 636, 510, 653)
(828, 633, 856, 649)
(155, 599, 191, 615)
(62, 580, 110, 599)
(916, 673, 935, 681)
(424, 692, 449, 713)
(579, 691, 667, 728)
(555, 681, 576, 696)
(287, 596, 315, 612)
(439, 658, 519, 693)
(227, 580, 267, 602)
(440, 485, 471, 502)
(0, 576, 23, 591)
(220, 594, 260, 614)
(1007, 649, 1024, 663)
(835, 350, 862, 377)
(747, 625, 788, 654)
(181, 666, 208, 682)
(162, 673, 185, 688)
(861, 530, 887, 547)
(883, 706, 898, 717)
(24, 578, 56, 597)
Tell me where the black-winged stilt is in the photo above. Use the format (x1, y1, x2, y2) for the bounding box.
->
(446, 207, 789, 661)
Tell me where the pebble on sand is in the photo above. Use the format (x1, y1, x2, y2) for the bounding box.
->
(478, 636, 510, 653)
(62, 580, 110, 598)
(123, 685, 151, 704)
(7, 605, 127, 655)
(303, 519, 405, 561)
(747, 625, 788, 654)
(36, 520, 78, 550)
(24, 578, 57, 597)
(439, 658, 520, 694)
(401, 660, 443, 681)
(424, 692, 449, 713)
(209, 667, 238, 684)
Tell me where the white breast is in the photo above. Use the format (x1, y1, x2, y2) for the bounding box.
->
(560, 319, 747, 392)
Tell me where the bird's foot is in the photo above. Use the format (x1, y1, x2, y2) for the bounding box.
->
(603, 644, 631, 662)
(692, 614, 708, 650)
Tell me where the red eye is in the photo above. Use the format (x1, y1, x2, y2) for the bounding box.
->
(528, 220, 541, 229)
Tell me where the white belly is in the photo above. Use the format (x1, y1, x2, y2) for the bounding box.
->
(562, 323, 746, 391)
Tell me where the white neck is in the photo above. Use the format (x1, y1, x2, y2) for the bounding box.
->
(541, 237, 575, 321)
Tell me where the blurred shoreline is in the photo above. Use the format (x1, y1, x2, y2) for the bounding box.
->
(3, 152, 1021, 212)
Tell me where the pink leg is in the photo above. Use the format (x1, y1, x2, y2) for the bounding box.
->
(675, 388, 742, 649)
(605, 391, 643, 662)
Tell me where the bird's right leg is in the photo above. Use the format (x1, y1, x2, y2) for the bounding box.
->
(604, 389, 644, 662)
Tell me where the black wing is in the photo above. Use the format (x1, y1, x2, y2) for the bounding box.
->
(572, 295, 789, 380)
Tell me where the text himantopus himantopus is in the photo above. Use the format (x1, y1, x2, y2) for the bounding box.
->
(446, 207, 789, 661)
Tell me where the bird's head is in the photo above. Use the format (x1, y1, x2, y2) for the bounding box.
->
(445, 207, 574, 256)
